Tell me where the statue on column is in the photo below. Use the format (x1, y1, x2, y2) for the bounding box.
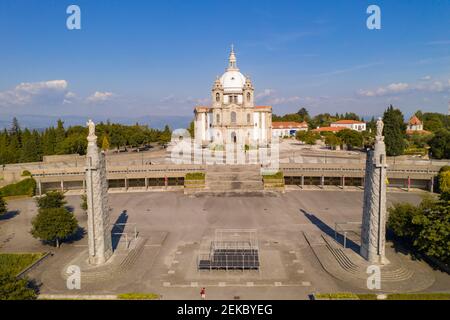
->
(360, 117, 389, 264)
(85, 119, 113, 265)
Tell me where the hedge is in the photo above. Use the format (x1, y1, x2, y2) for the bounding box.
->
(117, 293, 160, 300)
(0, 178, 36, 197)
(185, 172, 205, 180)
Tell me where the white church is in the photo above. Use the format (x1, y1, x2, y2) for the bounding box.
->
(194, 46, 272, 147)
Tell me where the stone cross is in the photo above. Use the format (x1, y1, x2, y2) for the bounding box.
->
(85, 120, 113, 265)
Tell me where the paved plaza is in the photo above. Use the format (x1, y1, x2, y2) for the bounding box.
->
(1, 190, 449, 299)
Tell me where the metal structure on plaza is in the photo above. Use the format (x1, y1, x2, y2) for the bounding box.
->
(198, 229, 260, 271)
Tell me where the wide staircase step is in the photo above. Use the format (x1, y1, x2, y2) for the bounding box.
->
(203, 165, 264, 193)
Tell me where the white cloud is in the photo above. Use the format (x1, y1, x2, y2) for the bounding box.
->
(86, 91, 115, 103)
(358, 82, 410, 97)
(359, 78, 450, 98)
(256, 88, 276, 99)
(0, 80, 68, 106)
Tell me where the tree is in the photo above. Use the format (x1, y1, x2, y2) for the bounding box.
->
(36, 191, 66, 210)
(387, 197, 450, 264)
(31, 207, 79, 247)
(383, 105, 407, 156)
(296, 131, 319, 145)
(54, 119, 66, 154)
(438, 167, 450, 201)
(296, 107, 309, 121)
(0, 273, 37, 300)
(324, 134, 341, 150)
(0, 196, 7, 215)
(428, 129, 450, 159)
(336, 129, 363, 149)
(187, 121, 195, 138)
(412, 200, 450, 263)
(158, 125, 172, 146)
(101, 135, 110, 151)
(387, 203, 420, 238)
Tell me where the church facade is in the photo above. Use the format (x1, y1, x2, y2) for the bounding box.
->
(194, 47, 272, 147)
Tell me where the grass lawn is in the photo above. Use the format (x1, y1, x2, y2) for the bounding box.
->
(0, 253, 45, 276)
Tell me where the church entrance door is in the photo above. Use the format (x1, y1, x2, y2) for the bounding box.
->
(231, 132, 237, 143)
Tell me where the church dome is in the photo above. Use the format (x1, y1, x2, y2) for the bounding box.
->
(220, 70, 246, 93)
(219, 45, 247, 93)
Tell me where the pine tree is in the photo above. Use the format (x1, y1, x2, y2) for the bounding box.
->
(54, 119, 66, 154)
(383, 105, 407, 156)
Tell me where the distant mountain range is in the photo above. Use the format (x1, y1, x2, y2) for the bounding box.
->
(0, 114, 193, 131)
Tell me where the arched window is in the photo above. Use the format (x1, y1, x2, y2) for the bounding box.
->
(247, 92, 251, 102)
(231, 111, 237, 124)
(216, 92, 220, 102)
(216, 114, 220, 124)
(247, 113, 251, 123)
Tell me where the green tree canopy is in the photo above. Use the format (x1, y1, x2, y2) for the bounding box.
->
(383, 105, 407, 156)
(36, 191, 66, 210)
(31, 207, 79, 247)
(387, 197, 450, 264)
(324, 134, 341, 149)
(429, 129, 450, 159)
(0, 273, 37, 300)
(296, 131, 319, 145)
(336, 129, 363, 149)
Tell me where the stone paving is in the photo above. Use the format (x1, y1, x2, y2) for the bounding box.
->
(1, 190, 449, 299)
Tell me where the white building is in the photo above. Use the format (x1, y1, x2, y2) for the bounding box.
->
(330, 120, 366, 132)
(194, 46, 272, 147)
(272, 121, 308, 137)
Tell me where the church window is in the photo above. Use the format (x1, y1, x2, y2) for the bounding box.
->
(216, 114, 220, 124)
(247, 113, 251, 123)
(216, 93, 220, 102)
(247, 92, 251, 102)
(231, 111, 237, 124)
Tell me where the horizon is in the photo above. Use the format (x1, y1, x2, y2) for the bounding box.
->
(1, 0, 450, 129)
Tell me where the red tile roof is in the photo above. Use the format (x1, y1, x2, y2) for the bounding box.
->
(272, 121, 308, 129)
(408, 115, 422, 125)
(331, 120, 365, 125)
(312, 126, 346, 132)
(254, 106, 272, 110)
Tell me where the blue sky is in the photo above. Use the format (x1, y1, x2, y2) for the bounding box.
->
(0, 0, 449, 125)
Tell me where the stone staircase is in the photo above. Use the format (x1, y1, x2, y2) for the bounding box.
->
(203, 165, 264, 194)
(64, 237, 148, 283)
(320, 235, 414, 282)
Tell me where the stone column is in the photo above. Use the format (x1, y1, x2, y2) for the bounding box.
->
(85, 120, 113, 265)
(360, 118, 389, 264)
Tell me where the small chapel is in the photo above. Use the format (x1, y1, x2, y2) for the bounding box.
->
(194, 46, 272, 147)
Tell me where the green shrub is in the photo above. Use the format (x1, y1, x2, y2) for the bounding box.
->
(315, 293, 358, 299)
(387, 293, 450, 300)
(0, 178, 36, 197)
(21, 170, 31, 177)
(263, 171, 283, 180)
(0, 273, 37, 300)
(185, 172, 205, 180)
(117, 293, 160, 300)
